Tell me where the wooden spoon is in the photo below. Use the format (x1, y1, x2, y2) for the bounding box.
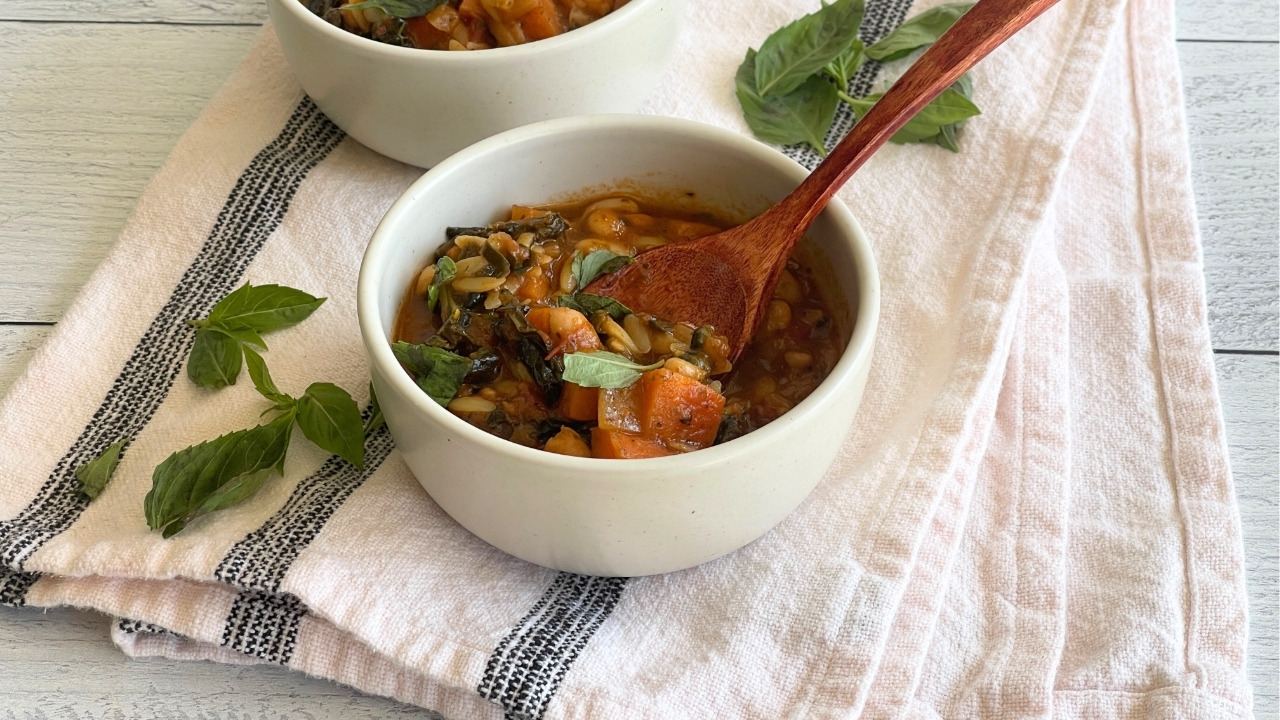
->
(588, 0, 1060, 361)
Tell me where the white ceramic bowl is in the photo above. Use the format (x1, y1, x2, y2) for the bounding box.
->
(358, 115, 879, 576)
(267, 0, 684, 168)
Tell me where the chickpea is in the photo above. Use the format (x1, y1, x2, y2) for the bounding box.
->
(765, 299, 792, 331)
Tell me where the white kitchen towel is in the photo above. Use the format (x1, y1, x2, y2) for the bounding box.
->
(0, 0, 1252, 717)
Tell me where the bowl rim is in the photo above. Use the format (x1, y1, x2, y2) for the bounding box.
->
(358, 114, 880, 474)
(269, 0, 668, 63)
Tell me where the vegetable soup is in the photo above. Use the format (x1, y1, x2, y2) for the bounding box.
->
(305, 0, 628, 50)
(391, 194, 844, 459)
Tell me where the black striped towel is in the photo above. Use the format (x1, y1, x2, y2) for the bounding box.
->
(0, 0, 1255, 717)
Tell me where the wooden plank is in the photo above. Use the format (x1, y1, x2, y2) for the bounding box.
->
(0, 22, 259, 323)
(7, 0, 1278, 43)
(1175, 0, 1279, 42)
(1214, 353, 1279, 720)
(0, 326, 52, 397)
(1177, 41, 1279, 352)
(2, 0, 265, 24)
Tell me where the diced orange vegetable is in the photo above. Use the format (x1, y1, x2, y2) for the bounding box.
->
(404, 16, 450, 48)
(519, 0, 563, 40)
(545, 427, 591, 457)
(525, 307, 602, 355)
(591, 428, 674, 459)
(636, 368, 725, 448)
(514, 267, 553, 303)
(558, 382, 599, 422)
(596, 383, 641, 432)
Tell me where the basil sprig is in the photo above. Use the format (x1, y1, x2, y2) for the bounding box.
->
(187, 283, 326, 389)
(865, 2, 975, 62)
(391, 341, 472, 407)
(74, 439, 128, 500)
(571, 250, 634, 290)
(736, 0, 979, 155)
(145, 349, 364, 538)
(562, 351, 664, 389)
(753, 0, 865, 97)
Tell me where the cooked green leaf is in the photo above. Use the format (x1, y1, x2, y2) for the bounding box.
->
(340, 0, 448, 18)
(865, 1, 974, 61)
(427, 256, 457, 311)
(562, 351, 664, 389)
(296, 382, 365, 469)
(391, 341, 473, 406)
(187, 328, 243, 389)
(824, 38, 866, 90)
(737, 49, 839, 155)
(243, 347, 293, 407)
(753, 0, 865, 97)
(75, 439, 128, 500)
(206, 283, 326, 334)
(144, 413, 293, 538)
(572, 250, 634, 290)
(557, 293, 633, 321)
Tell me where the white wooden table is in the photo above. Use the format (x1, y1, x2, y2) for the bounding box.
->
(1, 1, 1275, 717)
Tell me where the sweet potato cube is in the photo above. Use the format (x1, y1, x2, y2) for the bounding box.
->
(558, 381, 599, 422)
(591, 428, 674, 459)
(637, 368, 725, 448)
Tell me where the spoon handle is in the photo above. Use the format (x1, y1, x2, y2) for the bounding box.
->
(772, 0, 1061, 228)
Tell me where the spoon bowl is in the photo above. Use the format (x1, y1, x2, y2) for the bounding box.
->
(590, 0, 1061, 359)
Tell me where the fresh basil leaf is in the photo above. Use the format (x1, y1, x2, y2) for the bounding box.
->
(295, 382, 365, 469)
(187, 328, 243, 389)
(216, 326, 268, 350)
(847, 87, 980, 144)
(75, 438, 127, 500)
(365, 382, 385, 435)
(562, 351, 664, 389)
(557, 293, 633, 321)
(428, 256, 457, 311)
(340, 0, 448, 18)
(145, 413, 293, 538)
(737, 49, 839, 156)
(242, 347, 294, 408)
(823, 38, 866, 90)
(572, 250, 634, 290)
(391, 342, 472, 407)
(865, 1, 975, 62)
(206, 283, 326, 334)
(753, 0, 865, 97)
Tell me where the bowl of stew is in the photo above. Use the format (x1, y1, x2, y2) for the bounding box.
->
(358, 115, 879, 576)
(267, 0, 684, 168)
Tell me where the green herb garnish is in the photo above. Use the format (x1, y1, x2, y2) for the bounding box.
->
(75, 439, 128, 500)
(186, 283, 326, 389)
(753, 0, 865, 97)
(571, 250, 634, 290)
(865, 2, 975, 61)
(146, 349, 365, 538)
(736, 0, 979, 154)
(737, 49, 840, 156)
(562, 351, 664, 389)
(391, 341, 473, 407)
